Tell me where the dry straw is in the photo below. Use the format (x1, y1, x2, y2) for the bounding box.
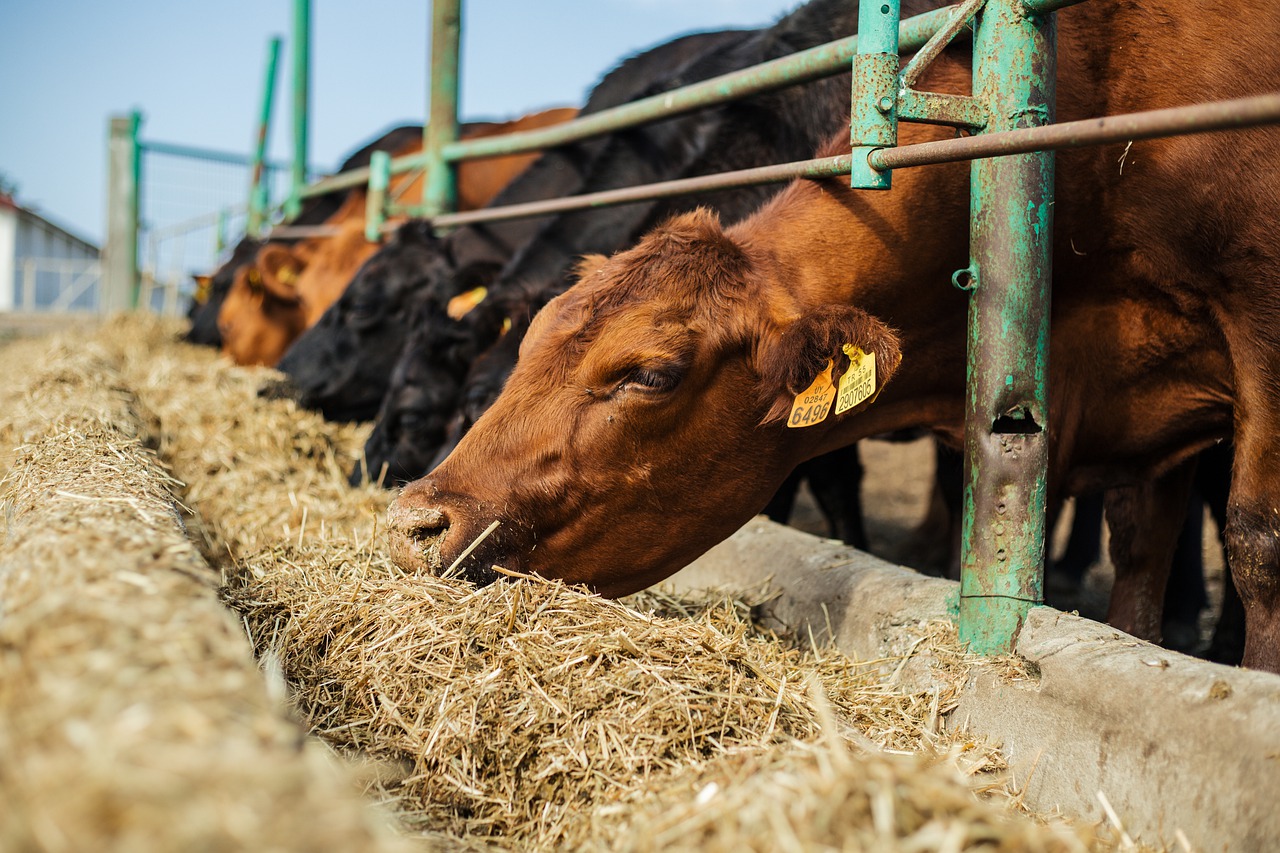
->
(2, 316, 1123, 851)
(0, 324, 415, 852)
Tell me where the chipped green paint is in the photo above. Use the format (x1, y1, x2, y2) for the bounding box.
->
(959, 0, 1055, 654)
(850, 0, 900, 190)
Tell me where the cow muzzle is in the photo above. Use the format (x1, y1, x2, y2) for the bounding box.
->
(386, 485, 523, 587)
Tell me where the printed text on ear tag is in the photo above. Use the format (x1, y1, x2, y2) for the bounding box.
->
(787, 360, 836, 428)
(835, 344, 877, 414)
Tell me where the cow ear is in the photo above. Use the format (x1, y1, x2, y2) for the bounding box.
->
(757, 305, 902, 425)
(257, 245, 305, 303)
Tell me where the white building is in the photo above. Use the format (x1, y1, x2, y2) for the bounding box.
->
(0, 193, 102, 312)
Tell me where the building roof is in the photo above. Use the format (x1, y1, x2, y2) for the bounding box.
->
(0, 193, 100, 253)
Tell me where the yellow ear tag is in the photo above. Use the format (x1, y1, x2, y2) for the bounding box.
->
(835, 344, 877, 414)
(787, 360, 836, 428)
(278, 265, 297, 285)
(447, 286, 488, 320)
(501, 317, 512, 335)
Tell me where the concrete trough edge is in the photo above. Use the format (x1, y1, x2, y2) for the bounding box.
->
(661, 516, 1280, 851)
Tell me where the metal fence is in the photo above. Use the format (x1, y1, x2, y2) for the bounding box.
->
(333, 0, 1279, 653)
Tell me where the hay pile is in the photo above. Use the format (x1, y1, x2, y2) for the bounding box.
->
(3, 316, 1117, 851)
(0, 335, 416, 852)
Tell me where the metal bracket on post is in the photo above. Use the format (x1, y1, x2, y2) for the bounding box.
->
(365, 151, 391, 243)
(850, 0, 901, 190)
(423, 0, 461, 221)
(958, 0, 1056, 654)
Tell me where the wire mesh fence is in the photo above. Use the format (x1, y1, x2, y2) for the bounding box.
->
(137, 145, 291, 314)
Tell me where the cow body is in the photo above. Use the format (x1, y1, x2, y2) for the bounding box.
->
(216, 108, 579, 367)
(362, 0, 895, 484)
(186, 125, 428, 349)
(276, 29, 752, 431)
(388, 0, 1280, 670)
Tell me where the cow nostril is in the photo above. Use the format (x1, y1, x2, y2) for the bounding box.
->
(388, 502, 451, 574)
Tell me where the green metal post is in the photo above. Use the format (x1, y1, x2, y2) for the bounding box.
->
(247, 36, 282, 237)
(215, 208, 228, 254)
(366, 151, 391, 243)
(423, 0, 462, 218)
(285, 0, 311, 221)
(958, 0, 1056, 653)
(850, 0, 900, 190)
(105, 111, 142, 312)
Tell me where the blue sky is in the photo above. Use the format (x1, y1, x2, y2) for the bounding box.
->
(1, 0, 797, 245)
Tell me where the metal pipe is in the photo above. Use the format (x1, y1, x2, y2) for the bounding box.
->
(296, 3, 961, 201)
(390, 88, 1280, 228)
(365, 151, 391, 243)
(265, 224, 341, 239)
(428, 154, 855, 227)
(247, 36, 282, 237)
(870, 90, 1280, 170)
(900, 0, 985, 89)
(286, 0, 311, 221)
(958, 0, 1056, 654)
(1021, 0, 1089, 13)
(423, 0, 462, 217)
(139, 140, 291, 170)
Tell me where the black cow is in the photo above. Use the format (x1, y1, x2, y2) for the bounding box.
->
(362, 0, 877, 484)
(185, 124, 426, 347)
(275, 29, 750, 428)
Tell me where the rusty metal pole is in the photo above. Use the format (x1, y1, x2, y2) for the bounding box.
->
(423, 0, 461, 218)
(958, 0, 1056, 653)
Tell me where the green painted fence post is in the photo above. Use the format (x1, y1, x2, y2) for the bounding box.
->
(366, 151, 391, 243)
(247, 36, 282, 237)
(958, 0, 1056, 654)
(423, 0, 462, 219)
(285, 0, 311, 221)
(850, 0, 900, 190)
(105, 110, 142, 312)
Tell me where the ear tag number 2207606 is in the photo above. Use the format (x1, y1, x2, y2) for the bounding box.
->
(787, 360, 836, 428)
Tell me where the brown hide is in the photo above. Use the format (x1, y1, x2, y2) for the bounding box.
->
(218, 106, 578, 366)
(389, 2, 1280, 669)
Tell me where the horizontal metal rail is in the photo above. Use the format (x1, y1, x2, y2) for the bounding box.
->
(423, 90, 1280, 228)
(142, 139, 292, 171)
(295, 3, 962, 202)
(871, 89, 1280, 170)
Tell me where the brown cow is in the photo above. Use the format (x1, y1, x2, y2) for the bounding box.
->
(218, 106, 578, 366)
(387, 2, 1280, 670)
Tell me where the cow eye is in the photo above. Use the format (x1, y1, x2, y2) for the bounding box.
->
(622, 365, 681, 394)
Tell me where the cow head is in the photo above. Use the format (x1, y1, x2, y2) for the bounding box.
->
(187, 237, 262, 348)
(278, 221, 466, 425)
(359, 282, 513, 485)
(217, 256, 307, 367)
(387, 209, 901, 596)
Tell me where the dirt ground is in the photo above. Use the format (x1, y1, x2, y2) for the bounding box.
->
(786, 435, 1229, 655)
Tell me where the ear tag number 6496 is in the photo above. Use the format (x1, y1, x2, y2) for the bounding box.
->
(787, 360, 836, 428)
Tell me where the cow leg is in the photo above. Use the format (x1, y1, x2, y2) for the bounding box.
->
(1103, 461, 1196, 643)
(1224, 427, 1280, 671)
